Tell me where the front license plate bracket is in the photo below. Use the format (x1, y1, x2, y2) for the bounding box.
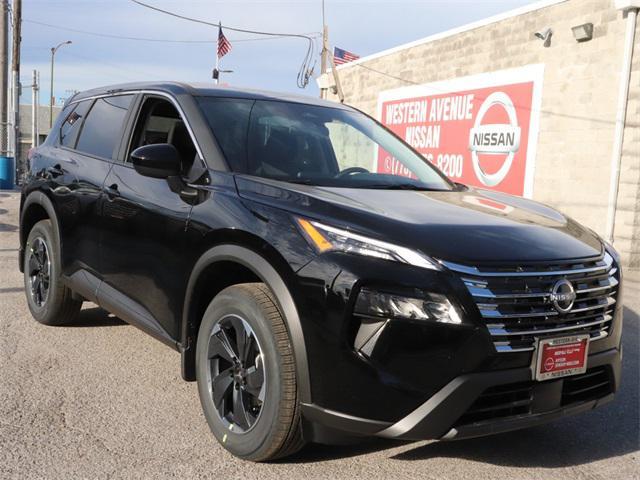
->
(534, 334, 590, 381)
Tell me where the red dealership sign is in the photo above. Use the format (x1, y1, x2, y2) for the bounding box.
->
(377, 65, 544, 197)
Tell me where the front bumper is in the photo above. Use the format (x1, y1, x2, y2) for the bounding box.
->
(301, 347, 621, 441)
(293, 250, 623, 442)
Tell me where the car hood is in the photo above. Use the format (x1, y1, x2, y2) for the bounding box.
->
(235, 176, 603, 264)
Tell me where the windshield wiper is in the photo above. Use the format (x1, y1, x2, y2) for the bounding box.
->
(276, 179, 449, 191)
(359, 183, 444, 191)
(286, 179, 316, 185)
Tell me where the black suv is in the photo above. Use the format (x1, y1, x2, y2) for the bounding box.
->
(20, 82, 623, 461)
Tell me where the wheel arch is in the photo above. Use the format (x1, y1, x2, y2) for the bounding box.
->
(181, 243, 311, 404)
(19, 192, 61, 273)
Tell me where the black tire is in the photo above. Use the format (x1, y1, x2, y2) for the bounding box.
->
(23, 219, 82, 325)
(196, 283, 305, 461)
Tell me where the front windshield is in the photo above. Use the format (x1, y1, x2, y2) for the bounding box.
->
(198, 97, 453, 191)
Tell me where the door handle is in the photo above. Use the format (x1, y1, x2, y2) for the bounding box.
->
(46, 164, 64, 177)
(105, 183, 120, 199)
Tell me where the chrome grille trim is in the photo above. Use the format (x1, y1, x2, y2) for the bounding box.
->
(570, 297, 616, 314)
(444, 253, 619, 353)
(486, 315, 612, 336)
(469, 289, 551, 299)
(493, 330, 609, 353)
(576, 278, 619, 293)
(479, 309, 558, 319)
(495, 345, 535, 353)
(466, 276, 618, 299)
(477, 296, 616, 319)
(442, 253, 613, 277)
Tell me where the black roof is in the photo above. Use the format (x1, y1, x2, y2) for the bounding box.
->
(71, 81, 351, 110)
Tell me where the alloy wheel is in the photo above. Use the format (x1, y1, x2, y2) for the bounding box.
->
(207, 314, 266, 433)
(27, 237, 51, 308)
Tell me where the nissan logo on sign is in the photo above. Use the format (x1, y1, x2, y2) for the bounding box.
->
(468, 92, 522, 187)
(377, 64, 544, 198)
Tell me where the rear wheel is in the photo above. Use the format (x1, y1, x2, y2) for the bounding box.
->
(23, 220, 82, 325)
(196, 283, 304, 461)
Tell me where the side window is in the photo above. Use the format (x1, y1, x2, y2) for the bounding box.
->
(198, 97, 253, 172)
(76, 95, 133, 159)
(127, 97, 198, 175)
(60, 100, 92, 148)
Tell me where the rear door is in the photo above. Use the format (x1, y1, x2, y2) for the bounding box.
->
(98, 93, 201, 340)
(43, 95, 133, 277)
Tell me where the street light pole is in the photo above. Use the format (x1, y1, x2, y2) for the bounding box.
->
(31, 69, 38, 148)
(0, 1, 8, 156)
(49, 40, 71, 128)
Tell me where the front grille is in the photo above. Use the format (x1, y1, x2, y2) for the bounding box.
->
(561, 366, 612, 405)
(455, 382, 533, 426)
(455, 366, 613, 427)
(443, 253, 619, 353)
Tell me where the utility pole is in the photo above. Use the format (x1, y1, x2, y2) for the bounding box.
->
(31, 69, 37, 148)
(36, 70, 40, 140)
(11, 0, 20, 182)
(328, 46, 344, 103)
(320, 0, 328, 99)
(318, 1, 343, 102)
(0, 0, 8, 157)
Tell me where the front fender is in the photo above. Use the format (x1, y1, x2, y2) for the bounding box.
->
(180, 244, 311, 404)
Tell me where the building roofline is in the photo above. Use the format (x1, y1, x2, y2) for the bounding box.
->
(336, 0, 568, 70)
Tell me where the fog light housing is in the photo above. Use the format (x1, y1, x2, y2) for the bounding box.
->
(354, 288, 462, 325)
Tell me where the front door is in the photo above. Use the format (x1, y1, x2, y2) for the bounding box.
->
(99, 94, 202, 340)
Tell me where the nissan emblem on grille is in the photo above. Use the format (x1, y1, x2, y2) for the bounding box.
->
(445, 254, 616, 353)
(549, 279, 577, 313)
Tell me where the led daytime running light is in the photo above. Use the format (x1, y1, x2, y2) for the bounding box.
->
(296, 217, 440, 271)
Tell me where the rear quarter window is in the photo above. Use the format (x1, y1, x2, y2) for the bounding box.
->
(75, 95, 134, 159)
(59, 100, 92, 148)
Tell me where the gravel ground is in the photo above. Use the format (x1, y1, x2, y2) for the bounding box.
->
(0, 190, 638, 480)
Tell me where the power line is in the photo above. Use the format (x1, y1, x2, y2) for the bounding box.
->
(128, 0, 316, 88)
(24, 18, 318, 44)
(353, 63, 419, 85)
(63, 50, 165, 81)
(129, 0, 313, 39)
(21, 46, 167, 82)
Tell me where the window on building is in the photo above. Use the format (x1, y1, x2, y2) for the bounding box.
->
(75, 95, 133, 159)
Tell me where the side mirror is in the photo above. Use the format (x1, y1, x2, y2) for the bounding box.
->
(130, 144, 181, 179)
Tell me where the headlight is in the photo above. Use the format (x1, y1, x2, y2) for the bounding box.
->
(354, 288, 462, 325)
(296, 218, 440, 271)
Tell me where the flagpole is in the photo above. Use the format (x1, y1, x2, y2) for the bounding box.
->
(215, 22, 220, 85)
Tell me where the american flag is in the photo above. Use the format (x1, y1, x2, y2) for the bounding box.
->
(333, 47, 359, 65)
(217, 25, 232, 58)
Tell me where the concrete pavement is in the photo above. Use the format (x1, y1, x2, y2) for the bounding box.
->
(0, 191, 638, 479)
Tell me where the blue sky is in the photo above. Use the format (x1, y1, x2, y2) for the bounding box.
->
(21, 0, 536, 105)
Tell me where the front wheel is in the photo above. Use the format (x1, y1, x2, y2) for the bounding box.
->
(195, 283, 304, 461)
